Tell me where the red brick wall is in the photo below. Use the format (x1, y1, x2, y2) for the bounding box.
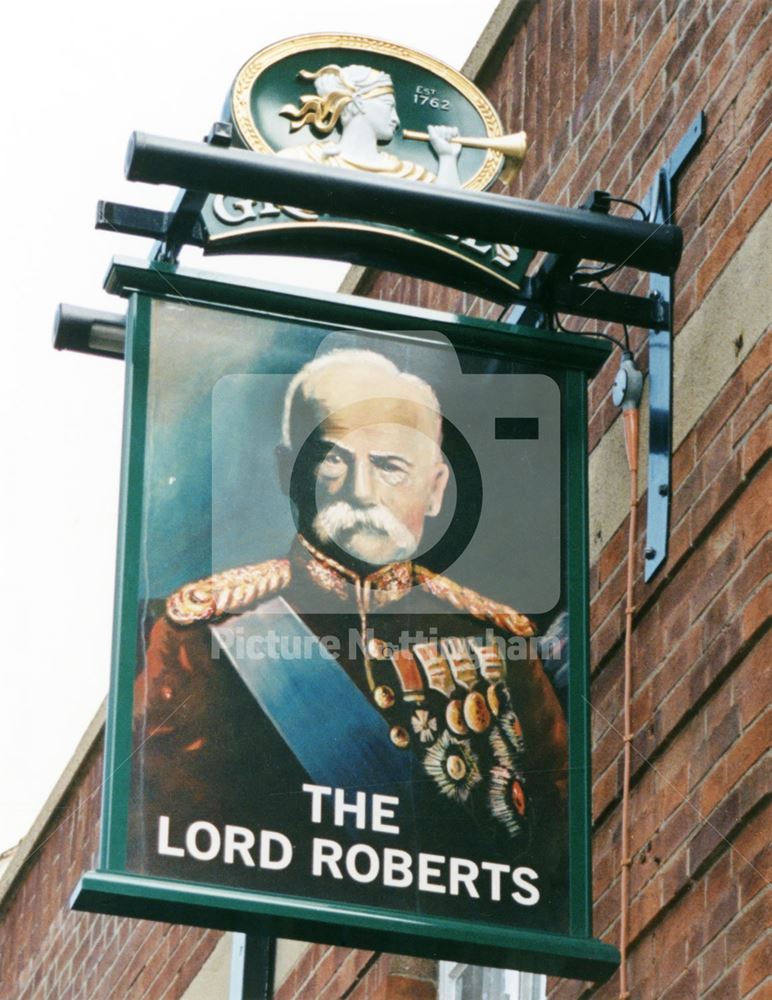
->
(273, 949, 435, 1000)
(1, 2, 768, 998)
(0, 738, 222, 1000)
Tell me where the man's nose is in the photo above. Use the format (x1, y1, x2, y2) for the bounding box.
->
(351, 457, 376, 505)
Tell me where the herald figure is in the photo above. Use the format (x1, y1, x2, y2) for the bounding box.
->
(278, 63, 463, 186)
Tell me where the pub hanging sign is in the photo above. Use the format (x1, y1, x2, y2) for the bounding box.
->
(71, 258, 617, 981)
(70, 33, 619, 985)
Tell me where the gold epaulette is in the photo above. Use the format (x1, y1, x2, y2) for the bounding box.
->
(166, 559, 291, 625)
(413, 565, 535, 637)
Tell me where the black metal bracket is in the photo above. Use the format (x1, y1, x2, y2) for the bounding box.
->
(52, 303, 126, 358)
(96, 122, 234, 264)
(508, 115, 705, 583)
(643, 112, 705, 581)
(229, 934, 275, 1000)
(95, 127, 680, 332)
(505, 190, 628, 329)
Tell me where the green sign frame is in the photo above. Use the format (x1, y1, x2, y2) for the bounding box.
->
(71, 258, 618, 983)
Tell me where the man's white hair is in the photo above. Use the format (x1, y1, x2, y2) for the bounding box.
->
(281, 348, 442, 449)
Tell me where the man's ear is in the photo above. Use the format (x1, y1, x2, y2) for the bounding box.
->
(275, 444, 293, 496)
(426, 461, 450, 517)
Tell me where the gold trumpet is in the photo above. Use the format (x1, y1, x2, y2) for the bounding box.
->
(403, 129, 527, 182)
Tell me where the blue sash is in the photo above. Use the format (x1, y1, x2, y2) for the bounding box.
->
(210, 597, 414, 798)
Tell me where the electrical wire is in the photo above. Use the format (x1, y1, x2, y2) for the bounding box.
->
(553, 313, 628, 352)
(618, 402, 639, 1000)
(605, 195, 648, 219)
(572, 262, 623, 284)
(594, 277, 632, 350)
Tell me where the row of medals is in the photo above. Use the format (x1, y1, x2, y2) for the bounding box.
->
(365, 633, 527, 823)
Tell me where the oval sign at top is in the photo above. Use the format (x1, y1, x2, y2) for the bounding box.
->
(230, 33, 510, 193)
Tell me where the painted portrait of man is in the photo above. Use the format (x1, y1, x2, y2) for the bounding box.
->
(128, 315, 569, 930)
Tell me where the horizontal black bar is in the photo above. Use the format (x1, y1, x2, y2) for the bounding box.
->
(125, 132, 682, 275)
(53, 303, 126, 359)
(105, 257, 613, 374)
(96, 201, 171, 240)
(495, 418, 539, 439)
(97, 200, 208, 248)
(547, 280, 668, 329)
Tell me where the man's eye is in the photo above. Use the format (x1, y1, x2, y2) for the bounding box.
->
(374, 459, 409, 486)
(372, 455, 409, 476)
(319, 453, 346, 474)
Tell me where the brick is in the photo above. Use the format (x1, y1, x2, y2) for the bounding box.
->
(734, 93, 772, 187)
(741, 583, 770, 642)
(726, 888, 770, 965)
(735, 458, 772, 554)
(733, 804, 772, 908)
(700, 706, 770, 817)
(700, 757, 769, 877)
(307, 946, 352, 999)
(385, 975, 436, 1000)
(665, 6, 709, 85)
(689, 452, 743, 546)
(633, 12, 678, 106)
(702, 964, 740, 1000)
(733, 0, 767, 53)
(696, 391, 748, 470)
(660, 964, 700, 1000)
(628, 877, 663, 942)
(740, 410, 771, 478)
(690, 703, 741, 791)
(703, 852, 740, 947)
(700, 932, 727, 993)
(738, 934, 771, 996)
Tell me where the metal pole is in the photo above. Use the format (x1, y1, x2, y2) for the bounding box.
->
(125, 132, 682, 275)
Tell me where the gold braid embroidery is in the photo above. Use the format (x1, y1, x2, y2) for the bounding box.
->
(414, 565, 535, 637)
(166, 559, 292, 625)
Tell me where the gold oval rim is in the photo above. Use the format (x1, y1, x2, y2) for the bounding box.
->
(230, 32, 504, 193)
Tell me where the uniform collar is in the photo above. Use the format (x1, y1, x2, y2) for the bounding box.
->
(293, 535, 413, 606)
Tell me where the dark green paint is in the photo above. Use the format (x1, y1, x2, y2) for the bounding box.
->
(72, 871, 619, 982)
(564, 371, 594, 938)
(104, 258, 610, 375)
(100, 293, 150, 872)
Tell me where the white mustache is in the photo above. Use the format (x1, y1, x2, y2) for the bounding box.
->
(313, 501, 418, 560)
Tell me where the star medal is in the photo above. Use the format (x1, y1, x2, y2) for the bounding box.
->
(424, 731, 482, 803)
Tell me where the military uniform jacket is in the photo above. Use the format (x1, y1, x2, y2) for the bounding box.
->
(129, 537, 569, 928)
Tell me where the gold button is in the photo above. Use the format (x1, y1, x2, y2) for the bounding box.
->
(463, 691, 491, 733)
(446, 754, 467, 781)
(486, 684, 500, 716)
(374, 685, 395, 710)
(389, 725, 410, 749)
(446, 699, 469, 735)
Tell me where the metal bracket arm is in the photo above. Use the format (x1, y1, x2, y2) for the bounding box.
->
(122, 130, 682, 274)
(643, 112, 705, 582)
